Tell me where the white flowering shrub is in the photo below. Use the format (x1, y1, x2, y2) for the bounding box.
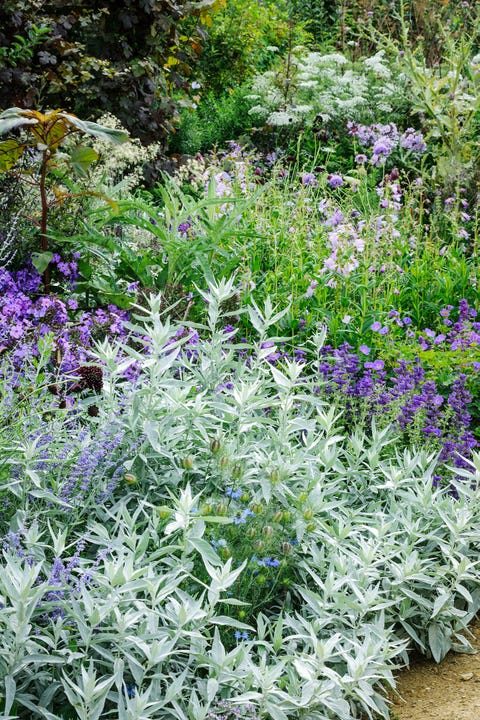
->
(87, 113, 161, 195)
(248, 49, 409, 129)
(2, 279, 480, 718)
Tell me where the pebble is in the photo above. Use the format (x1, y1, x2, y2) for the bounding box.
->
(459, 672, 474, 681)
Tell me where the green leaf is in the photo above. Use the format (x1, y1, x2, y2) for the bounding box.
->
(61, 113, 129, 144)
(428, 623, 451, 662)
(209, 616, 254, 630)
(31, 251, 53, 274)
(187, 537, 222, 566)
(0, 139, 24, 170)
(70, 144, 99, 176)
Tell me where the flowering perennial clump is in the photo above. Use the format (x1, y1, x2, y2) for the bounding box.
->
(348, 121, 427, 166)
(0, 261, 129, 372)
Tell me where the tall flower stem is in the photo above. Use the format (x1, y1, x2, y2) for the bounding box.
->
(39, 150, 51, 294)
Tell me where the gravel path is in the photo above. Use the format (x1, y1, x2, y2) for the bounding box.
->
(391, 618, 480, 720)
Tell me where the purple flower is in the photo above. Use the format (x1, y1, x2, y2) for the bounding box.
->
(370, 321, 382, 332)
(301, 172, 318, 187)
(359, 344, 371, 355)
(305, 280, 318, 298)
(327, 174, 343, 188)
(399, 128, 427, 153)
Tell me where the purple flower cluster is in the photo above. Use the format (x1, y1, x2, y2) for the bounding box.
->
(348, 121, 426, 166)
(0, 261, 129, 373)
(317, 340, 477, 469)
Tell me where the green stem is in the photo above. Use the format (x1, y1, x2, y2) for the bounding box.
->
(39, 151, 51, 293)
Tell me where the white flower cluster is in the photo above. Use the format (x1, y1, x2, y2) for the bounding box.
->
(248, 49, 409, 128)
(89, 113, 161, 195)
(175, 156, 208, 190)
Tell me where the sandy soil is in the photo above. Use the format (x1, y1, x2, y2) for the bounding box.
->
(390, 618, 480, 720)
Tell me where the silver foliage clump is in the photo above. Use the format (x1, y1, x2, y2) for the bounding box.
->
(2, 278, 480, 719)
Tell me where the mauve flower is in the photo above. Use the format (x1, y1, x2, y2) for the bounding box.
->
(327, 174, 343, 188)
(370, 321, 382, 332)
(301, 172, 318, 187)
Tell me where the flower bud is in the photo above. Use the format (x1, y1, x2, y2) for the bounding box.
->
(210, 438, 221, 454)
(246, 527, 256, 539)
(270, 469, 280, 484)
(216, 503, 228, 515)
(232, 463, 242, 479)
(256, 573, 266, 585)
(182, 455, 194, 470)
(273, 511, 283, 523)
(306, 522, 316, 532)
(219, 456, 230, 469)
(281, 542, 293, 555)
(254, 540, 265, 551)
(262, 525, 274, 537)
(303, 509, 314, 520)
(124, 473, 137, 485)
(251, 503, 263, 514)
(282, 511, 291, 523)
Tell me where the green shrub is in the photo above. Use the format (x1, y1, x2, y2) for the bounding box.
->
(170, 86, 254, 155)
(197, 0, 301, 95)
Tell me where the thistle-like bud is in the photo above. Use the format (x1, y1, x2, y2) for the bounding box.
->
(270, 469, 280, 484)
(182, 455, 194, 470)
(281, 542, 293, 555)
(262, 525, 274, 537)
(232, 463, 242, 479)
(210, 438, 221, 454)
